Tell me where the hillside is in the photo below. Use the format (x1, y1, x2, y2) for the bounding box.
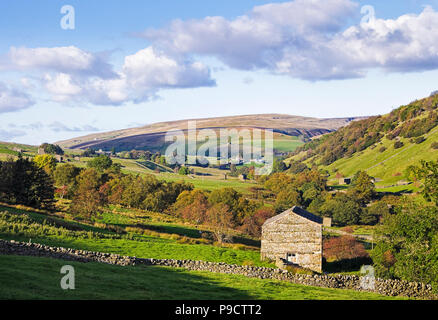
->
(0, 142, 38, 160)
(56, 114, 359, 153)
(288, 93, 438, 188)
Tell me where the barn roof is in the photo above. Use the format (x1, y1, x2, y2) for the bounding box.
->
(263, 206, 323, 226)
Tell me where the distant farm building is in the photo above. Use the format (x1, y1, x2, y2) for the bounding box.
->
(261, 206, 323, 273)
(38, 148, 46, 155)
(12, 147, 22, 153)
(239, 174, 247, 181)
(322, 217, 332, 228)
(338, 178, 351, 185)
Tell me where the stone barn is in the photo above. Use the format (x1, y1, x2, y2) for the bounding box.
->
(261, 206, 323, 273)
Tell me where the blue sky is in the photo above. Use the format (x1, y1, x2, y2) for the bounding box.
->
(1, 0, 438, 144)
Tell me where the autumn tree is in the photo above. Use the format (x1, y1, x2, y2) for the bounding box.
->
(70, 168, 105, 220)
(174, 189, 209, 224)
(241, 207, 275, 237)
(206, 203, 234, 243)
(33, 154, 57, 176)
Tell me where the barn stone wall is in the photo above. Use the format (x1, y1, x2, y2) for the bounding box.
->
(261, 211, 322, 273)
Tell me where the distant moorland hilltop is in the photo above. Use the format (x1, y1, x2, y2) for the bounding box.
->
(55, 114, 361, 153)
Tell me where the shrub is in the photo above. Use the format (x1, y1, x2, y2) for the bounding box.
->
(414, 136, 426, 144)
(394, 141, 404, 149)
(284, 265, 315, 275)
(242, 260, 255, 266)
(379, 146, 387, 153)
(431, 142, 438, 150)
(323, 236, 369, 262)
(341, 226, 354, 234)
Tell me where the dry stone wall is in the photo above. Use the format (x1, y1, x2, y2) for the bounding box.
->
(0, 239, 435, 299)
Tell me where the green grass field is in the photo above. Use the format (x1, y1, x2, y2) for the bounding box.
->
(69, 157, 258, 193)
(0, 204, 269, 267)
(0, 142, 38, 160)
(273, 135, 304, 153)
(0, 255, 403, 300)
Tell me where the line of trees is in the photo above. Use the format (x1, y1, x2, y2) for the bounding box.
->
(172, 187, 275, 241)
(53, 157, 193, 219)
(261, 169, 384, 226)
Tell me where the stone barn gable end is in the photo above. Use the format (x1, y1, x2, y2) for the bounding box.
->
(261, 206, 323, 273)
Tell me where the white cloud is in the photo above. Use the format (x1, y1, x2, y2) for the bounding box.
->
(3, 46, 117, 79)
(44, 73, 83, 101)
(140, 1, 438, 80)
(0, 82, 35, 113)
(333, 6, 438, 73)
(37, 47, 215, 106)
(2, 0, 438, 111)
(123, 47, 215, 89)
(141, 0, 358, 74)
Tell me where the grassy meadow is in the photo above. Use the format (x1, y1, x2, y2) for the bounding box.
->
(0, 255, 404, 300)
(0, 204, 270, 267)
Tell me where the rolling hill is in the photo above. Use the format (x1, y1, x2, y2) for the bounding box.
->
(288, 93, 438, 188)
(56, 114, 360, 153)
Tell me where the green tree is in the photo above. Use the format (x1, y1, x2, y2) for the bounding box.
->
(320, 194, 361, 226)
(274, 188, 301, 213)
(87, 155, 113, 173)
(0, 157, 54, 209)
(272, 158, 288, 173)
(178, 166, 191, 175)
(53, 164, 81, 199)
(371, 205, 438, 290)
(407, 160, 438, 205)
(54, 164, 81, 187)
(40, 143, 64, 155)
(349, 171, 376, 205)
